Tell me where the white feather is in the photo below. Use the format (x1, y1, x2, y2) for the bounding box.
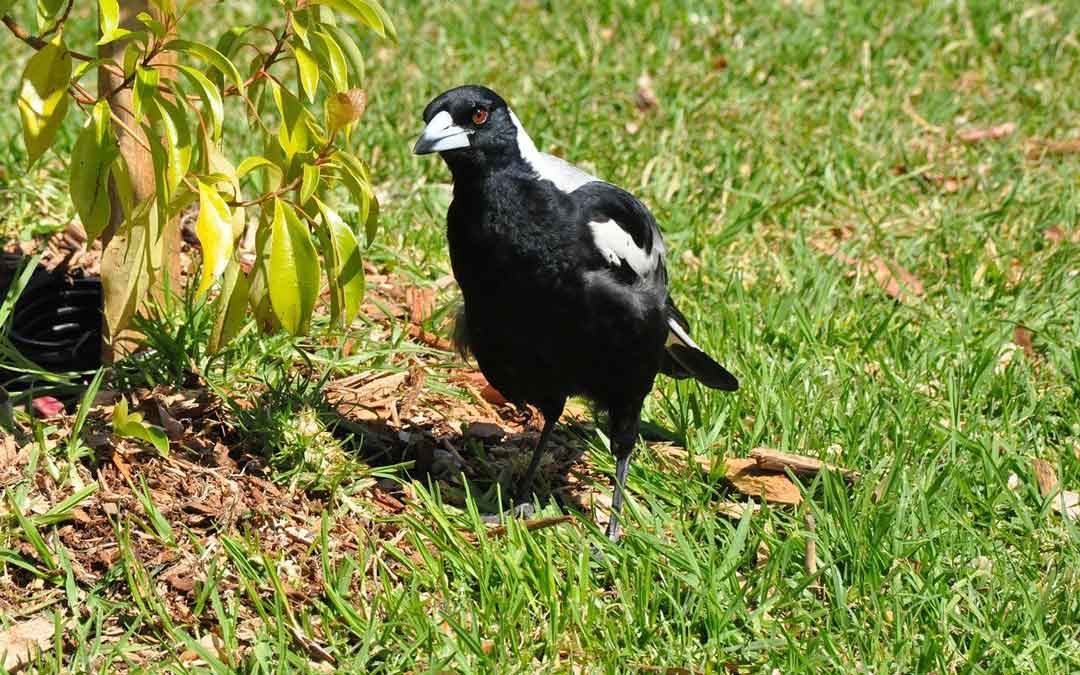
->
(509, 110, 598, 193)
(665, 317, 701, 350)
(588, 219, 658, 276)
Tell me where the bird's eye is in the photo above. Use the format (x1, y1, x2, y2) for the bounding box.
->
(472, 108, 488, 125)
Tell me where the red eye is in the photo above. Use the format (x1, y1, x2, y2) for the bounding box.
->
(472, 108, 488, 125)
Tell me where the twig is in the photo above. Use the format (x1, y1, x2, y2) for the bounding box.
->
(1, 13, 93, 61)
(38, 0, 74, 41)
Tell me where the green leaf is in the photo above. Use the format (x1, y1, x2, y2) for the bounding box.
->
(236, 155, 284, 190)
(112, 397, 170, 455)
(17, 37, 72, 165)
(365, 190, 379, 245)
(291, 42, 320, 103)
(70, 101, 119, 244)
(135, 11, 168, 38)
(96, 0, 133, 45)
(194, 181, 235, 296)
(300, 163, 320, 205)
(310, 31, 349, 93)
(208, 257, 251, 353)
(315, 198, 364, 329)
(332, 150, 377, 242)
(311, 0, 397, 43)
(271, 82, 313, 160)
(268, 199, 320, 336)
(321, 24, 364, 86)
(146, 92, 193, 197)
(166, 39, 245, 94)
(176, 64, 225, 140)
(71, 57, 114, 82)
(0, 0, 18, 16)
(132, 65, 159, 123)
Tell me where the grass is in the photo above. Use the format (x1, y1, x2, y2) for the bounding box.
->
(3, 0, 1080, 671)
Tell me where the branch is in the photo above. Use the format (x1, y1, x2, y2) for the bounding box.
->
(1, 13, 94, 61)
(38, 0, 74, 41)
(223, 12, 292, 97)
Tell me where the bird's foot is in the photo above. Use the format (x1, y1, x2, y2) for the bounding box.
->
(479, 501, 535, 525)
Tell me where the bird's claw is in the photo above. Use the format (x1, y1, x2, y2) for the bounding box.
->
(479, 501, 535, 525)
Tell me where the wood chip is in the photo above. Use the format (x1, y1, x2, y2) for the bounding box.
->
(749, 447, 860, 481)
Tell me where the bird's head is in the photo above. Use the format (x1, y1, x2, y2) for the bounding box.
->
(413, 85, 521, 171)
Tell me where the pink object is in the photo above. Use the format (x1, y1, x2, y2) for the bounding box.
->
(31, 396, 65, 419)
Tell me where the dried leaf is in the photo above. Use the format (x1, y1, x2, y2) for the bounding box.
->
(1013, 326, 1035, 360)
(870, 256, 924, 302)
(1, 616, 55, 670)
(1026, 137, 1080, 159)
(725, 457, 803, 505)
(956, 122, 1016, 144)
(405, 286, 436, 324)
(635, 73, 659, 111)
(1032, 458, 1058, 498)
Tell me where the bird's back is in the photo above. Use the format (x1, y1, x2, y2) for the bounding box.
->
(447, 170, 669, 411)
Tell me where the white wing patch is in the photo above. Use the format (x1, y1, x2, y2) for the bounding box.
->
(665, 317, 701, 350)
(510, 109, 598, 193)
(589, 219, 658, 276)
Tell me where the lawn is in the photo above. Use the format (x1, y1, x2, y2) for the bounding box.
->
(2, 0, 1080, 672)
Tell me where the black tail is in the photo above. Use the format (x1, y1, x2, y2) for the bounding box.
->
(660, 298, 739, 391)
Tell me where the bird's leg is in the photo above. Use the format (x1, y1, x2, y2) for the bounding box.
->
(604, 406, 641, 542)
(604, 447, 633, 541)
(515, 400, 564, 504)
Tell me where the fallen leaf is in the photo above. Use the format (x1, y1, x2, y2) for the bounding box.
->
(1032, 458, 1058, 498)
(1, 616, 55, 671)
(1043, 226, 1064, 244)
(31, 396, 65, 418)
(1013, 326, 1036, 360)
(156, 402, 185, 440)
(725, 458, 803, 505)
(466, 422, 505, 443)
(1052, 491, 1080, 520)
(405, 286, 436, 325)
(871, 256, 925, 302)
(635, 72, 659, 111)
(480, 384, 507, 406)
(956, 122, 1016, 144)
(1026, 137, 1080, 159)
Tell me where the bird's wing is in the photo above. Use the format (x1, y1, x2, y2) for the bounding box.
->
(572, 181, 667, 280)
(573, 182, 738, 391)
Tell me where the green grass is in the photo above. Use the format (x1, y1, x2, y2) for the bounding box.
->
(3, 0, 1080, 672)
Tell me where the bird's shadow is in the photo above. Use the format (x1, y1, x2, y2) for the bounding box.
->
(335, 412, 606, 522)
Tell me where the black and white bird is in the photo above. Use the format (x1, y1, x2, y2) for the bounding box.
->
(414, 85, 738, 540)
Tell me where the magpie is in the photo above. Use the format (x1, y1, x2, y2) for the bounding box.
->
(414, 85, 738, 540)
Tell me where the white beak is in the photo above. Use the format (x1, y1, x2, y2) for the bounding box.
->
(413, 110, 472, 154)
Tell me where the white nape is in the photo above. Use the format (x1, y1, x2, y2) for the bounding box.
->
(509, 110, 598, 193)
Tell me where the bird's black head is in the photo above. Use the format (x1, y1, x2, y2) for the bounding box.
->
(413, 85, 520, 173)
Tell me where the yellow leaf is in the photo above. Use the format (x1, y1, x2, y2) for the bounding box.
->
(268, 199, 320, 335)
(17, 38, 72, 165)
(195, 181, 235, 296)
